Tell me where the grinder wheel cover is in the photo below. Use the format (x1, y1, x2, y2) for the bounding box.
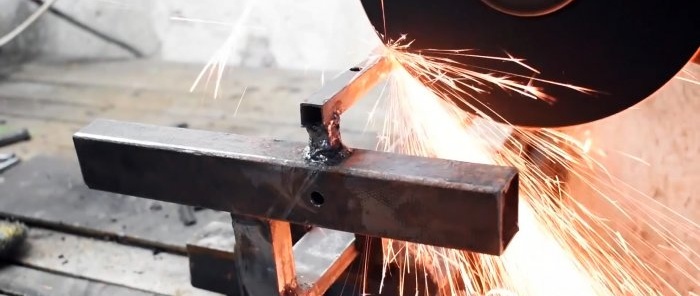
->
(361, 0, 700, 127)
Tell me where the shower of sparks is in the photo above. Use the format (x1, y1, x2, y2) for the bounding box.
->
(371, 38, 699, 296)
(676, 69, 700, 86)
(381, 36, 596, 124)
(189, 5, 698, 293)
(188, 2, 256, 99)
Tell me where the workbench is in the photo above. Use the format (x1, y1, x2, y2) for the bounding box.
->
(0, 59, 384, 296)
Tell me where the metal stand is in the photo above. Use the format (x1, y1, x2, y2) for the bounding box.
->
(73, 55, 520, 295)
(232, 215, 297, 295)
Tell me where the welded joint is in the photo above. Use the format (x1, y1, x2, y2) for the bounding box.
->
(229, 214, 357, 296)
(300, 53, 392, 165)
(302, 111, 352, 165)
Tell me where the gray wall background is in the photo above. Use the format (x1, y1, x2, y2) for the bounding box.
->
(0, 0, 380, 70)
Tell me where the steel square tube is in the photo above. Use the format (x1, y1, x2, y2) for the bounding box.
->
(186, 221, 357, 296)
(300, 55, 391, 128)
(293, 227, 357, 295)
(231, 215, 297, 295)
(73, 119, 519, 255)
(186, 221, 238, 295)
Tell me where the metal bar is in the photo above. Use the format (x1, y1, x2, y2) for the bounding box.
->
(74, 119, 519, 255)
(294, 228, 357, 296)
(270, 219, 297, 293)
(300, 54, 392, 164)
(232, 215, 298, 295)
(187, 221, 358, 296)
(0, 153, 20, 174)
(186, 221, 238, 295)
(0, 128, 30, 148)
(300, 55, 391, 128)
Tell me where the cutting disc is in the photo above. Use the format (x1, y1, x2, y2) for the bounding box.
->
(361, 0, 700, 127)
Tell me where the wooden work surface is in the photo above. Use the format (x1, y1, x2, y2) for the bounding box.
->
(0, 59, 382, 158)
(0, 59, 381, 296)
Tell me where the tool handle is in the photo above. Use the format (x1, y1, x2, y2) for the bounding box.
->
(0, 128, 31, 148)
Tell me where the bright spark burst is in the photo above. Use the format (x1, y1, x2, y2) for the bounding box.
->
(381, 36, 596, 124)
(372, 39, 699, 296)
(190, 7, 698, 294)
(676, 69, 700, 86)
(188, 2, 256, 99)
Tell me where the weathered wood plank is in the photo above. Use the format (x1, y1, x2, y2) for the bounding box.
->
(8, 227, 220, 296)
(0, 114, 375, 164)
(0, 75, 387, 134)
(0, 264, 157, 296)
(0, 155, 229, 253)
(0, 92, 376, 138)
(0, 63, 382, 157)
(0, 95, 95, 125)
(0, 115, 83, 157)
(10, 60, 326, 98)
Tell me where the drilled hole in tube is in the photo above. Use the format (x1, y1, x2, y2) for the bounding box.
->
(310, 191, 325, 207)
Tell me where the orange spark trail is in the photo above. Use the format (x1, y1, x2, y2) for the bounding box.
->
(189, 7, 698, 292)
(372, 41, 699, 296)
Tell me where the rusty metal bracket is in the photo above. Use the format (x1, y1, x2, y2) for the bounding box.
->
(74, 119, 518, 294)
(73, 54, 519, 295)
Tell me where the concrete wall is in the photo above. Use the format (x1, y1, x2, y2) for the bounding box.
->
(0, 0, 379, 71)
(0, 0, 43, 71)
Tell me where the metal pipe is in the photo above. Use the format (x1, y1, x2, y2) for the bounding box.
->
(0, 128, 30, 148)
(74, 119, 519, 255)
